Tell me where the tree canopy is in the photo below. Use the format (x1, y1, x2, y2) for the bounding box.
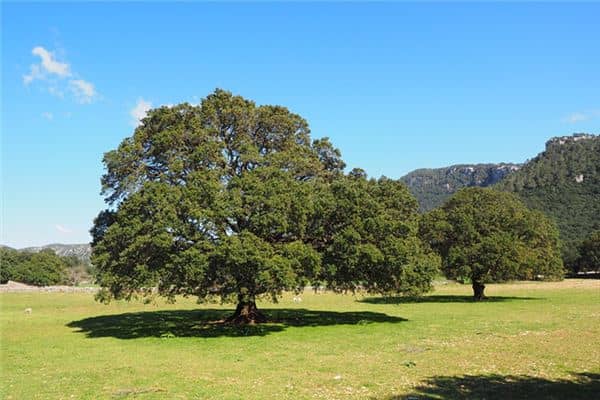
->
(419, 187, 564, 300)
(575, 231, 600, 274)
(91, 89, 439, 322)
(0, 247, 69, 286)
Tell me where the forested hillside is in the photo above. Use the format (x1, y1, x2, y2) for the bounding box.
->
(400, 163, 521, 212)
(495, 133, 600, 264)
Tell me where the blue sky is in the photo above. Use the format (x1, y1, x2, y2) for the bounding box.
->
(2, 2, 599, 248)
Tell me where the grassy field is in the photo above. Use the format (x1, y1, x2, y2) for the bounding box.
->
(1, 280, 599, 399)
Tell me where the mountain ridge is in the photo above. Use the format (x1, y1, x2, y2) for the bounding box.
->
(400, 162, 522, 212)
(2, 243, 92, 264)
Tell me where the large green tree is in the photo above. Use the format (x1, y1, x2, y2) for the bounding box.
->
(91, 89, 438, 323)
(420, 187, 564, 300)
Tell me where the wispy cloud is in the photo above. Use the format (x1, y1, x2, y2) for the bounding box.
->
(41, 112, 54, 120)
(23, 46, 97, 103)
(563, 109, 600, 124)
(23, 64, 44, 85)
(130, 98, 153, 126)
(69, 79, 96, 104)
(55, 224, 72, 234)
(47, 86, 65, 98)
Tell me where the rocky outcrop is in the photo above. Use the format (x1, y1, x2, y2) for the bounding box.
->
(19, 243, 91, 264)
(546, 133, 595, 147)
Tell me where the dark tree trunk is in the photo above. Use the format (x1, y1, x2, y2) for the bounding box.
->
(226, 300, 267, 324)
(472, 281, 486, 301)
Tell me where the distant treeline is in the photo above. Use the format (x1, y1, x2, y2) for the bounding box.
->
(0, 247, 94, 286)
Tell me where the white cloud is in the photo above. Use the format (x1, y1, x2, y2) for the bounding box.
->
(69, 79, 96, 103)
(23, 45, 97, 104)
(130, 98, 153, 126)
(41, 112, 54, 120)
(55, 224, 72, 234)
(23, 46, 71, 84)
(563, 110, 600, 124)
(32, 46, 71, 76)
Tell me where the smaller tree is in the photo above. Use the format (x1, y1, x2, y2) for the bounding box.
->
(318, 172, 440, 297)
(420, 188, 564, 300)
(10, 250, 69, 286)
(576, 231, 600, 273)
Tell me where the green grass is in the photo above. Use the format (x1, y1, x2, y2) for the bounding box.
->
(1, 280, 599, 399)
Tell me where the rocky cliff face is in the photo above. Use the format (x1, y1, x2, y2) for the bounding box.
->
(400, 163, 521, 212)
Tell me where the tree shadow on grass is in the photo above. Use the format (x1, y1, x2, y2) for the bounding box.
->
(67, 308, 407, 339)
(378, 372, 600, 400)
(360, 295, 541, 305)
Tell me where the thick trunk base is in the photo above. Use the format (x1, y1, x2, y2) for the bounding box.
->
(472, 282, 486, 301)
(225, 301, 267, 324)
